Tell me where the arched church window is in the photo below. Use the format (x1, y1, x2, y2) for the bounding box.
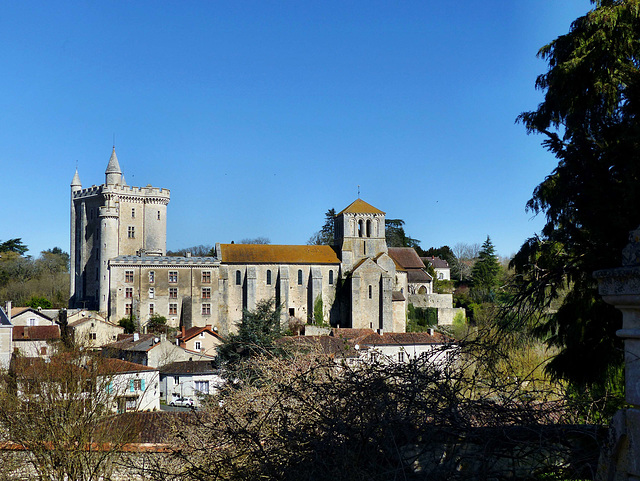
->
(366, 219, 372, 237)
(235, 270, 241, 286)
(298, 269, 303, 285)
(266, 270, 272, 285)
(358, 219, 364, 237)
(329, 270, 334, 285)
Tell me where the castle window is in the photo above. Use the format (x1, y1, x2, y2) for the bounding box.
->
(169, 271, 178, 283)
(329, 270, 334, 285)
(149, 271, 155, 283)
(128, 226, 135, 239)
(157, 211, 161, 220)
(202, 287, 211, 299)
(235, 270, 241, 285)
(125, 270, 134, 283)
(125, 287, 133, 298)
(266, 270, 272, 285)
(298, 269, 303, 285)
(169, 288, 178, 299)
(131, 208, 135, 218)
(149, 303, 155, 315)
(201, 304, 211, 316)
(366, 219, 372, 237)
(358, 219, 364, 237)
(368, 285, 372, 299)
(169, 303, 178, 315)
(125, 303, 132, 315)
(202, 271, 211, 283)
(149, 287, 155, 299)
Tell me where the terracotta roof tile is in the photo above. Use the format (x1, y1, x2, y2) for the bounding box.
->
(12, 325, 60, 340)
(219, 244, 340, 264)
(337, 199, 385, 215)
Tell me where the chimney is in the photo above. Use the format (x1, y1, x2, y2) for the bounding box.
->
(133, 332, 139, 342)
(5, 301, 11, 321)
(205, 324, 211, 331)
(186, 252, 192, 258)
(427, 328, 434, 336)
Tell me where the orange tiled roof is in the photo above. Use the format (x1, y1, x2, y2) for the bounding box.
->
(219, 244, 340, 264)
(337, 199, 385, 215)
(12, 325, 60, 340)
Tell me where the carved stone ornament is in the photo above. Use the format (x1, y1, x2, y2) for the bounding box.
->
(622, 225, 640, 266)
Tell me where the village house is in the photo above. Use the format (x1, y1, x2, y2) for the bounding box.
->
(159, 360, 224, 406)
(103, 333, 216, 368)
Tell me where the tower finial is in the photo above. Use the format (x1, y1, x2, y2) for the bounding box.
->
(357, 185, 360, 198)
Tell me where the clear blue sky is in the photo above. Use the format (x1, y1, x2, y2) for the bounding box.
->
(0, 1, 592, 258)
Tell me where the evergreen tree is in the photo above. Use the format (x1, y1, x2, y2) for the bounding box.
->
(308, 208, 336, 245)
(471, 236, 501, 301)
(512, 0, 640, 384)
(217, 298, 283, 367)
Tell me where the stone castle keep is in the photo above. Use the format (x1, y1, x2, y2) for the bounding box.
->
(70, 149, 434, 335)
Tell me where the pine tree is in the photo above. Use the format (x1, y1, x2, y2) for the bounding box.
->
(471, 236, 501, 301)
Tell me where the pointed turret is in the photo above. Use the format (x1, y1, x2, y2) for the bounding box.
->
(71, 168, 82, 191)
(105, 147, 122, 185)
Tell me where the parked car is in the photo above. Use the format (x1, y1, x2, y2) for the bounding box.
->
(170, 397, 194, 408)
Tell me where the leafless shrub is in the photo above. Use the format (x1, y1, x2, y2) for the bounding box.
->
(154, 331, 605, 481)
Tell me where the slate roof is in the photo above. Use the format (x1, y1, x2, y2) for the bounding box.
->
(106, 333, 164, 353)
(337, 198, 385, 215)
(110, 255, 219, 266)
(423, 256, 450, 269)
(0, 307, 10, 326)
(388, 247, 427, 269)
(218, 244, 340, 264)
(160, 360, 219, 375)
(12, 325, 60, 340)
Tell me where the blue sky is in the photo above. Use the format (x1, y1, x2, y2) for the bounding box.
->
(0, 1, 592, 258)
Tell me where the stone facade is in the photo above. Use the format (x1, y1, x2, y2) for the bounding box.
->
(71, 150, 414, 334)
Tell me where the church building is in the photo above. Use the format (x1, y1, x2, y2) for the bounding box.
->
(70, 149, 423, 335)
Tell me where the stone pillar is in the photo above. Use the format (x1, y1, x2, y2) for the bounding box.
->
(594, 226, 640, 480)
(380, 274, 393, 333)
(279, 266, 290, 325)
(246, 266, 257, 312)
(310, 267, 323, 323)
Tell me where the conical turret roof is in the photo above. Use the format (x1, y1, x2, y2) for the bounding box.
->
(105, 147, 122, 175)
(71, 168, 82, 187)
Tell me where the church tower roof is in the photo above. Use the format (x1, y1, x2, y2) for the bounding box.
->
(71, 168, 82, 188)
(337, 199, 385, 216)
(105, 147, 123, 185)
